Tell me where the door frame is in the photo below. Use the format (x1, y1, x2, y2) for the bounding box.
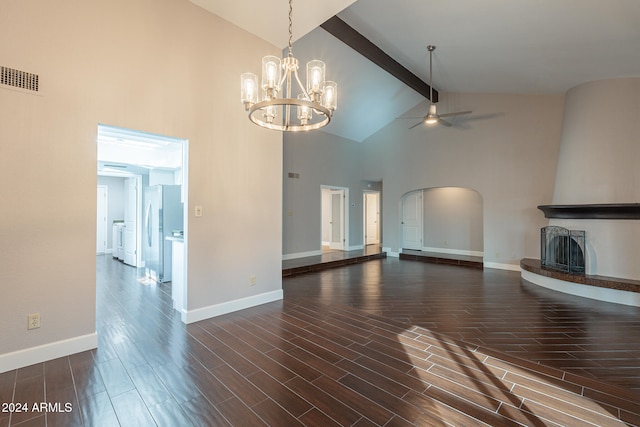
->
(321, 185, 349, 251)
(329, 189, 345, 250)
(97, 185, 108, 254)
(363, 191, 380, 246)
(97, 124, 189, 321)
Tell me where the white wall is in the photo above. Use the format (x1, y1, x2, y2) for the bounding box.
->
(0, 0, 282, 371)
(149, 169, 178, 186)
(283, 131, 365, 255)
(281, 93, 563, 267)
(422, 187, 483, 253)
(363, 92, 564, 267)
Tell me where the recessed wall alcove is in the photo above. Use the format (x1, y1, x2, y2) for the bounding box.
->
(399, 187, 483, 268)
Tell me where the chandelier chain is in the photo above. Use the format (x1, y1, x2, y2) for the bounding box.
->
(288, 0, 293, 57)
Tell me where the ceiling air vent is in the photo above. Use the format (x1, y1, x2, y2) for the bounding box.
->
(1, 66, 39, 92)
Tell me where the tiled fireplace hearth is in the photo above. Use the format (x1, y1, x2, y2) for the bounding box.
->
(521, 258, 640, 297)
(521, 203, 640, 307)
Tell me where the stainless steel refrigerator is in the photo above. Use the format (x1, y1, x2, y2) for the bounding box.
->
(143, 185, 183, 283)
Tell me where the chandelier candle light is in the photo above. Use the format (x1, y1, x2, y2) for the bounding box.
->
(240, 0, 337, 132)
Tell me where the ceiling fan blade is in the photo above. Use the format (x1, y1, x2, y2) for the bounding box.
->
(438, 110, 472, 118)
(438, 118, 452, 127)
(409, 120, 424, 130)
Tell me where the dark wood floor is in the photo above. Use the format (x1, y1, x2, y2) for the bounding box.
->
(2, 256, 640, 426)
(282, 245, 386, 277)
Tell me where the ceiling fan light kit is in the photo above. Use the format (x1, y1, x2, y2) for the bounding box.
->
(425, 105, 438, 125)
(410, 45, 472, 129)
(240, 0, 337, 132)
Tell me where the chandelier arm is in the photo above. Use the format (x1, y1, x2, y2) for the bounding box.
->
(285, 70, 292, 128)
(278, 71, 288, 96)
(293, 70, 311, 101)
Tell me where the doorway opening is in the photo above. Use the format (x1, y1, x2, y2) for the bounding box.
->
(321, 185, 349, 252)
(96, 124, 189, 317)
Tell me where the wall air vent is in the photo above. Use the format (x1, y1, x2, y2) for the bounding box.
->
(1, 66, 39, 92)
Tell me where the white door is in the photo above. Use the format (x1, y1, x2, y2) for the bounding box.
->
(364, 192, 380, 245)
(123, 177, 138, 266)
(96, 186, 108, 254)
(329, 189, 345, 250)
(402, 191, 422, 250)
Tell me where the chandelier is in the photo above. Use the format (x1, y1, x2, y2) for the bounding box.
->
(240, 0, 337, 132)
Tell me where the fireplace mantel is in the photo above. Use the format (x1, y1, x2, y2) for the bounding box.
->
(537, 203, 640, 219)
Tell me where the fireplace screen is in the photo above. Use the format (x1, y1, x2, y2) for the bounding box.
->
(541, 226, 585, 274)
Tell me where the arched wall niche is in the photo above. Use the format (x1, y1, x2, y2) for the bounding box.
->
(400, 187, 483, 257)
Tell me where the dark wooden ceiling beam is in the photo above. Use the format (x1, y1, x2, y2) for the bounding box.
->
(320, 15, 438, 103)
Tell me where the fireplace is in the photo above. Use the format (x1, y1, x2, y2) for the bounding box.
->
(540, 226, 585, 274)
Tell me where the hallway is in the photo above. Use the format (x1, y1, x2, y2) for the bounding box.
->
(1, 256, 639, 426)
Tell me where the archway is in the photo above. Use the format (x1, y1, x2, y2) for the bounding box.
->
(401, 187, 483, 258)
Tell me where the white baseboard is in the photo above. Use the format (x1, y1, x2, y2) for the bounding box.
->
(484, 262, 521, 272)
(383, 247, 400, 257)
(0, 333, 98, 374)
(282, 250, 322, 261)
(184, 290, 284, 324)
(348, 245, 364, 251)
(422, 247, 484, 258)
(521, 270, 640, 307)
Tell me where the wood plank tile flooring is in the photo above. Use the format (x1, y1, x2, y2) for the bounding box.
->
(2, 256, 640, 426)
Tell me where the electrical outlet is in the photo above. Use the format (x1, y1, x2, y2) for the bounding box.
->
(28, 313, 41, 330)
(249, 275, 256, 286)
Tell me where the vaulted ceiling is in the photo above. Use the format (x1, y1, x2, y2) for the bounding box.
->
(193, 0, 640, 141)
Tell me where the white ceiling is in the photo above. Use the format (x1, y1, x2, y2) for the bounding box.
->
(189, 0, 356, 47)
(195, 0, 640, 141)
(97, 125, 184, 174)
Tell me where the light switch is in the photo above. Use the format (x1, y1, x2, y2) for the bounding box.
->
(195, 205, 203, 217)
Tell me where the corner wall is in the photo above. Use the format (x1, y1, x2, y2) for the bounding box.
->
(550, 78, 640, 279)
(283, 131, 365, 256)
(0, 0, 282, 371)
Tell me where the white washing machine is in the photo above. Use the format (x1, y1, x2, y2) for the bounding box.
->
(112, 222, 125, 260)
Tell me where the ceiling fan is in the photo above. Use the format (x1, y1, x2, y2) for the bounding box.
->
(409, 45, 472, 129)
